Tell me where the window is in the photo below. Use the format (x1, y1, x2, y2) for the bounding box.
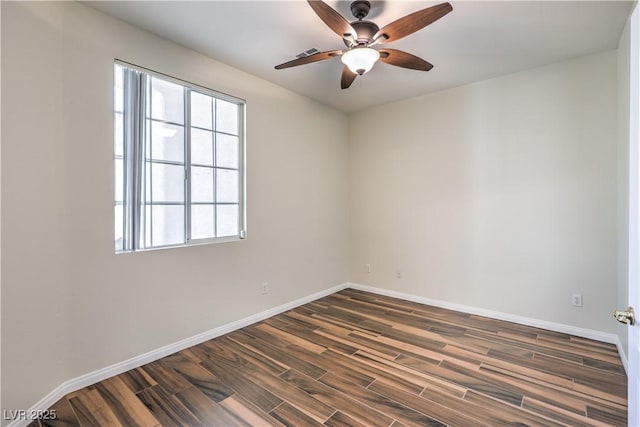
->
(114, 62, 246, 253)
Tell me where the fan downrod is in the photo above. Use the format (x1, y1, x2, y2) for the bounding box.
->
(350, 0, 371, 20)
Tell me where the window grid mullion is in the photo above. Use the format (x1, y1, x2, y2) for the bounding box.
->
(145, 202, 186, 206)
(121, 67, 128, 251)
(237, 105, 244, 236)
(147, 159, 186, 167)
(191, 124, 237, 138)
(212, 97, 218, 238)
(191, 202, 238, 206)
(190, 162, 237, 171)
(148, 117, 184, 128)
(148, 78, 154, 249)
(185, 88, 191, 244)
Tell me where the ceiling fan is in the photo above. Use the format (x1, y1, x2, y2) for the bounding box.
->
(275, 0, 453, 89)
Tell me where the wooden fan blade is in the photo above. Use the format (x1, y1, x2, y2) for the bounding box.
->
(307, 0, 357, 40)
(374, 2, 452, 44)
(341, 66, 357, 89)
(379, 49, 433, 71)
(275, 50, 342, 70)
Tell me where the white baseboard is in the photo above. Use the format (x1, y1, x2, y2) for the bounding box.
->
(615, 336, 630, 374)
(11, 281, 627, 427)
(8, 282, 350, 427)
(346, 282, 627, 372)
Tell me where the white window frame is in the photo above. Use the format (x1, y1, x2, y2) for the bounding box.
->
(114, 60, 247, 253)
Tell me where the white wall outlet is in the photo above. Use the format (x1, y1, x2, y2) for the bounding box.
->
(366, 263, 371, 273)
(262, 282, 269, 295)
(396, 269, 402, 279)
(572, 293, 583, 307)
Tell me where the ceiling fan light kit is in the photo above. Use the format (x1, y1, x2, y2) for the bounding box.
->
(275, 0, 453, 89)
(341, 47, 380, 75)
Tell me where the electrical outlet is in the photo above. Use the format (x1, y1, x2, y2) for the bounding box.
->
(262, 282, 269, 295)
(396, 269, 402, 279)
(366, 263, 371, 273)
(572, 293, 583, 307)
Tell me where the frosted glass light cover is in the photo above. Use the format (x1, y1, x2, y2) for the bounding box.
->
(341, 47, 380, 75)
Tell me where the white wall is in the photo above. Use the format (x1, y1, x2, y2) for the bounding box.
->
(349, 50, 621, 334)
(1, 1, 349, 415)
(617, 13, 631, 357)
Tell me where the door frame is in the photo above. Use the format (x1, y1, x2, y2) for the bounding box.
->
(627, 2, 639, 425)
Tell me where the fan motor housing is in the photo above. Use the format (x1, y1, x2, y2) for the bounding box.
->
(344, 20, 380, 46)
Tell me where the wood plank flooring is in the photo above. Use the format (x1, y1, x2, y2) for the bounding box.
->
(30, 289, 627, 426)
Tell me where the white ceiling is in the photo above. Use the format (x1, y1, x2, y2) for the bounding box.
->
(87, 1, 633, 113)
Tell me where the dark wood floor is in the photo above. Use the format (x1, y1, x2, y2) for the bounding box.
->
(31, 289, 627, 426)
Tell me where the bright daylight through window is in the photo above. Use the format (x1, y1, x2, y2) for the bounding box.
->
(114, 63, 246, 253)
